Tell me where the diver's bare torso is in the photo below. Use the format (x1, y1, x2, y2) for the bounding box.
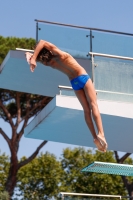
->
(43, 52, 87, 80)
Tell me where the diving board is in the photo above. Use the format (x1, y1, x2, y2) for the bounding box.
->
(81, 161, 133, 176)
(24, 95, 133, 153)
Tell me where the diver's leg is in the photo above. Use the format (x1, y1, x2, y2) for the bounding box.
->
(83, 79, 107, 149)
(74, 89, 106, 152)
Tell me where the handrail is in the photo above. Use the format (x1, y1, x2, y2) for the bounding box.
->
(16, 48, 34, 52)
(58, 85, 72, 90)
(15, 49, 133, 61)
(35, 19, 133, 36)
(96, 90, 133, 96)
(89, 52, 133, 61)
(59, 192, 121, 199)
(58, 86, 133, 96)
(58, 85, 73, 95)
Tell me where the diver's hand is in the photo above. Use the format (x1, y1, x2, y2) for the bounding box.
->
(25, 52, 33, 64)
(25, 52, 36, 72)
(30, 57, 37, 72)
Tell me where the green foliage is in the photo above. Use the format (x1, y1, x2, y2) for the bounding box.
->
(0, 148, 130, 198)
(0, 88, 52, 198)
(0, 191, 9, 200)
(17, 152, 64, 199)
(0, 35, 36, 65)
(61, 148, 127, 196)
(123, 157, 133, 183)
(0, 152, 9, 192)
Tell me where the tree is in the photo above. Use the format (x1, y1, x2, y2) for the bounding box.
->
(114, 151, 133, 199)
(0, 36, 53, 198)
(0, 191, 9, 200)
(16, 152, 64, 199)
(0, 147, 131, 199)
(0, 89, 52, 198)
(11, 148, 129, 199)
(0, 152, 10, 199)
(0, 35, 35, 65)
(0, 152, 9, 192)
(61, 148, 127, 196)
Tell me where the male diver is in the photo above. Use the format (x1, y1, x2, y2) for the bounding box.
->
(25, 40, 108, 152)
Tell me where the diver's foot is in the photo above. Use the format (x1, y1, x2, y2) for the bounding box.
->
(94, 135, 108, 153)
(98, 134, 108, 148)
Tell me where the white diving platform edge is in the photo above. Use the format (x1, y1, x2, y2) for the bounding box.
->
(16, 48, 34, 52)
(81, 161, 133, 176)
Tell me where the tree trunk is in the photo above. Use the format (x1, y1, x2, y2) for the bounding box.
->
(114, 151, 133, 200)
(5, 140, 47, 198)
(0, 90, 51, 198)
(122, 176, 133, 200)
(128, 186, 133, 200)
(5, 150, 18, 198)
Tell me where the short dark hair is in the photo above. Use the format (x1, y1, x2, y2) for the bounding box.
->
(36, 47, 53, 63)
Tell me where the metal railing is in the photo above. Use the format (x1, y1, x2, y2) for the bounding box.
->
(35, 19, 133, 37)
(59, 192, 122, 199)
(58, 85, 74, 97)
(89, 52, 133, 61)
(34, 20, 133, 103)
(89, 52, 133, 87)
(34, 20, 133, 58)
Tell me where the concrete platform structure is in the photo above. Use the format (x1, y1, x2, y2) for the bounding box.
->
(24, 95, 133, 153)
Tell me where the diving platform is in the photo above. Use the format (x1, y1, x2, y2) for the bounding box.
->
(81, 161, 133, 176)
(24, 94, 133, 153)
(0, 50, 91, 97)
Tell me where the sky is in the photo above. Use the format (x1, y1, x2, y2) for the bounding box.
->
(0, 0, 133, 159)
(1, 0, 133, 38)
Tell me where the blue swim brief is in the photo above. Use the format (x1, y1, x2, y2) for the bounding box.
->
(70, 74, 90, 90)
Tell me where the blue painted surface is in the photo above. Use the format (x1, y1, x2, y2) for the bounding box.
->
(81, 161, 133, 176)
